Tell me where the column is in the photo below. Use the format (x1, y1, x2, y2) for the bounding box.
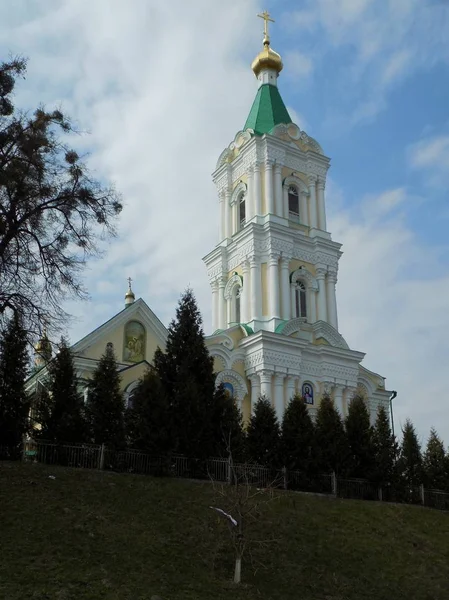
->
(290, 283, 296, 318)
(224, 189, 231, 238)
(280, 257, 290, 320)
(254, 163, 261, 216)
(241, 261, 250, 323)
(286, 376, 297, 403)
(249, 374, 261, 414)
(333, 385, 344, 417)
(309, 289, 317, 323)
(247, 167, 254, 220)
(265, 160, 274, 215)
(259, 370, 272, 400)
(219, 192, 225, 240)
(317, 178, 327, 231)
(211, 280, 219, 331)
(326, 270, 338, 330)
(249, 257, 261, 321)
(308, 176, 318, 229)
(274, 374, 285, 421)
(226, 296, 232, 327)
(274, 164, 283, 217)
(282, 185, 288, 219)
(300, 191, 309, 226)
(268, 253, 280, 318)
(316, 267, 327, 322)
(218, 278, 226, 329)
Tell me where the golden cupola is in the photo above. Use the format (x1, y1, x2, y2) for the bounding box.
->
(251, 11, 283, 78)
(34, 329, 52, 368)
(125, 277, 135, 308)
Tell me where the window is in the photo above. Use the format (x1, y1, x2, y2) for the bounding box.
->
(295, 281, 307, 318)
(288, 185, 299, 222)
(239, 193, 246, 229)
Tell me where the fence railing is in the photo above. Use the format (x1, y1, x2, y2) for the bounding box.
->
(2, 441, 449, 512)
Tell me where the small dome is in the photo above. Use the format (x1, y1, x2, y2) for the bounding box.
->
(251, 41, 283, 78)
(125, 289, 135, 300)
(34, 331, 51, 355)
(125, 277, 135, 307)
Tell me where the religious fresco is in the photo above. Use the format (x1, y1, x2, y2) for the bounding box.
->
(223, 382, 234, 398)
(123, 320, 146, 363)
(302, 382, 314, 405)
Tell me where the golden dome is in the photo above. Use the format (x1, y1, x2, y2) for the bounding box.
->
(125, 288, 135, 299)
(34, 330, 51, 354)
(251, 40, 283, 77)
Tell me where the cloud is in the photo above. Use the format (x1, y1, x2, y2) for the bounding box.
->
(283, 0, 449, 126)
(408, 135, 449, 188)
(328, 185, 449, 444)
(284, 50, 313, 79)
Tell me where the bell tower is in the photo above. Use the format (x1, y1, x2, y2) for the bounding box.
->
(203, 12, 341, 336)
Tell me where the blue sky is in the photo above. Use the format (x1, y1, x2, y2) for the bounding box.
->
(1, 0, 449, 445)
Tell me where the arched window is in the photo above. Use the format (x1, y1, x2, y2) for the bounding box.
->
(239, 193, 246, 229)
(288, 185, 299, 222)
(295, 281, 307, 318)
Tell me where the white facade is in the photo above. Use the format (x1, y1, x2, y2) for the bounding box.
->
(203, 69, 391, 425)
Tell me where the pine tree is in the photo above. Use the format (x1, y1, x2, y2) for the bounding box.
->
(399, 419, 423, 487)
(246, 396, 281, 467)
(423, 428, 447, 491)
(86, 343, 125, 448)
(315, 393, 349, 475)
(281, 394, 315, 477)
(211, 384, 245, 462)
(41, 338, 86, 443)
(0, 313, 30, 449)
(345, 394, 375, 479)
(125, 368, 171, 454)
(372, 405, 398, 486)
(153, 289, 216, 459)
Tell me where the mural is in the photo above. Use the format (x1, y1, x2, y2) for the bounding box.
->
(302, 382, 314, 405)
(223, 382, 234, 398)
(123, 321, 146, 363)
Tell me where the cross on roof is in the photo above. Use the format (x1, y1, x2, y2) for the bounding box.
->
(257, 10, 275, 40)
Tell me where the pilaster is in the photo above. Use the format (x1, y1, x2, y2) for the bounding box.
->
(241, 260, 250, 323)
(308, 175, 318, 229)
(211, 280, 219, 332)
(316, 265, 328, 323)
(248, 373, 261, 415)
(274, 164, 283, 217)
(265, 160, 274, 214)
(317, 177, 327, 231)
(326, 269, 338, 331)
(218, 277, 226, 330)
(259, 370, 273, 400)
(274, 373, 285, 420)
(254, 163, 262, 216)
(268, 252, 280, 319)
(280, 256, 290, 320)
(249, 256, 262, 321)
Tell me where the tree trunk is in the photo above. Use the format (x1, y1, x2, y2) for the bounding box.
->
(234, 556, 242, 584)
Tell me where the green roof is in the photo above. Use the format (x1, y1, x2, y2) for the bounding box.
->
(244, 84, 292, 135)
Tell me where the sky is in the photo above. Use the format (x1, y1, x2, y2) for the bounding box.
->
(1, 0, 448, 446)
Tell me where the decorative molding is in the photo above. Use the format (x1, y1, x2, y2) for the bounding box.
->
(230, 181, 247, 206)
(224, 273, 243, 300)
(281, 317, 308, 337)
(313, 321, 349, 350)
(291, 266, 318, 291)
(215, 369, 248, 401)
(266, 146, 286, 165)
(245, 349, 301, 371)
(282, 174, 309, 194)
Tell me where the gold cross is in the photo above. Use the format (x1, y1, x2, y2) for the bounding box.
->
(127, 276, 132, 289)
(257, 10, 275, 40)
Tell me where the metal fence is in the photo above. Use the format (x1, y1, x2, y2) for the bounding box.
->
(2, 440, 449, 512)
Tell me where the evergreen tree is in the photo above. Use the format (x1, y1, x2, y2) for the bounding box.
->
(125, 368, 171, 454)
(86, 343, 125, 448)
(399, 419, 423, 487)
(211, 384, 245, 462)
(345, 394, 375, 479)
(153, 289, 216, 459)
(0, 313, 30, 449)
(372, 405, 399, 486)
(315, 393, 349, 475)
(40, 338, 86, 443)
(246, 396, 281, 467)
(281, 394, 315, 477)
(423, 428, 447, 490)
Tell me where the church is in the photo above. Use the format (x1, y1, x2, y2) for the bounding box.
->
(26, 13, 392, 426)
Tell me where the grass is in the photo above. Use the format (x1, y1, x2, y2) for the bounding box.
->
(1, 462, 449, 600)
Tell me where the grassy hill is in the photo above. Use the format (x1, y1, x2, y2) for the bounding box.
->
(1, 462, 449, 600)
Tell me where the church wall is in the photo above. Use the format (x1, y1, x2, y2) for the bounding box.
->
(120, 363, 148, 391)
(82, 323, 161, 367)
